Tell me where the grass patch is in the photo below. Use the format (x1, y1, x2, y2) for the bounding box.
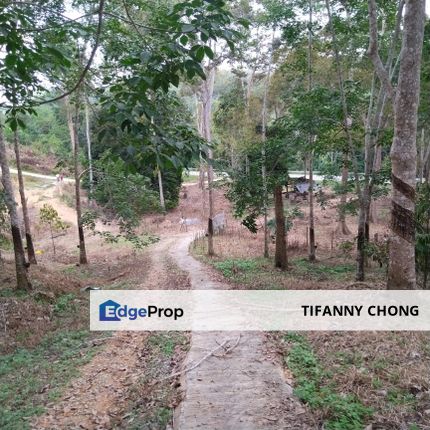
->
(291, 258, 355, 281)
(284, 332, 373, 430)
(214, 258, 259, 279)
(53, 293, 77, 315)
(0, 329, 107, 430)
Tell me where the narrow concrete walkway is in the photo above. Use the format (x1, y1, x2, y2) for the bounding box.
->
(170, 235, 313, 429)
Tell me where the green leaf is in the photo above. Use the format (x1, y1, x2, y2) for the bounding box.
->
(195, 46, 205, 61)
(204, 45, 214, 59)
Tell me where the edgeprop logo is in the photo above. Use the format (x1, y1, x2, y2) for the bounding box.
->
(99, 300, 184, 321)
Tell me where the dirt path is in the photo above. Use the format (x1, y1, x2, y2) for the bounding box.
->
(32, 238, 183, 430)
(170, 235, 313, 430)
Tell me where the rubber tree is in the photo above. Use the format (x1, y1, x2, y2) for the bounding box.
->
(0, 125, 31, 290)
(67, 99, 88, 265)
(274, 184, 287, 269)
(198, 65, 216, 256)
(307, 0, 316, 262)
(13, 129, 37, 264)
(386, 0, 425, 289)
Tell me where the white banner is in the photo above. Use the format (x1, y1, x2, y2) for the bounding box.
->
(90, 290, 430, 331)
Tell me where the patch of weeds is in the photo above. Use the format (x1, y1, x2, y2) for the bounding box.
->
(53, 293, 76, 315)
(284, 332, 373, 430)
(371, 378, 383, 389)
(147, 332, 187, 358)
(214, 258, 259, 279)
(292, 258, 355, 281)
(370, 358, 388, 371)
(0, 330, 103, 430)
(333, 351, 364, 368)
(0, 288, 29, 299)
(387, 389, 417, 407)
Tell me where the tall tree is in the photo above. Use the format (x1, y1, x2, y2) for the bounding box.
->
(0, 125, 31, 290)
(13, 130, 37, 264)
(198, 65, 216, 256)
(307, 0, 316, 262)
(67, 100, 88, 265)
(385, 0, 425, 289)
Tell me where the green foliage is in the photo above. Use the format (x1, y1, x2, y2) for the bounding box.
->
(92, 153, 160, 221)
(284, 333, 373, 430)
(39, 204, 68, 232)
(214, 258, 258, 278)
(4, 105, 70, 160)
(82, 157, 161, 249)
(292, 258, 355, 281)
(53, 293, 77, 315)
(0, 330, 100, 430)
(364, 240, 389, 269)
(39, 203, 69, 254)
(225, 137, 291, 233)
(147, 332, 187, 358)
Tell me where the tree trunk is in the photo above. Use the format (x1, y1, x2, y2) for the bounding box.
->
(307, 0, 316, 262)
(356, 188, 369, 281)
(274, 185, 287, 270)
(13, 130, 37, 264)
(325, 0, 369, 278)
(85, 101, 94, 198)
(337, 150, 351, 235)
(369, 145, 382, 222)
(387, 0, 425, 289)
(68, 103, 88, 265)
(0, 125, 31, 290)
(198, 65, 216, 256)
(157, 168, 166, 212)
(308, 152, 316, 261)
(261, 31, 275, 259)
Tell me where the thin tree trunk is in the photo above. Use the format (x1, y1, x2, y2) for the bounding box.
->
(325, 0, 367, 278)
(13, 130, 37, 264)
(68, 103, 88, 265)
(0, 125, 31, 290)
(369, 145, 382, 222)
(418, 128, 425, 184)
(337, 150, 351, 234)
(308, 152, 316, 261)
(274, 185, 287, 270)
(262, 147, 269, 258)
(157, 168, 166, 212)
(261, 31, 275, 259)
(84, 101, 94, 198)
(307, 0, 316, 262)
(198, 65, 216, 256)
(387, 0, 425, 289)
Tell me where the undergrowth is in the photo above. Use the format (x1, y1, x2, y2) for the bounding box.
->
(0, 330, 107, 430)
(284, 332, 373, 430)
